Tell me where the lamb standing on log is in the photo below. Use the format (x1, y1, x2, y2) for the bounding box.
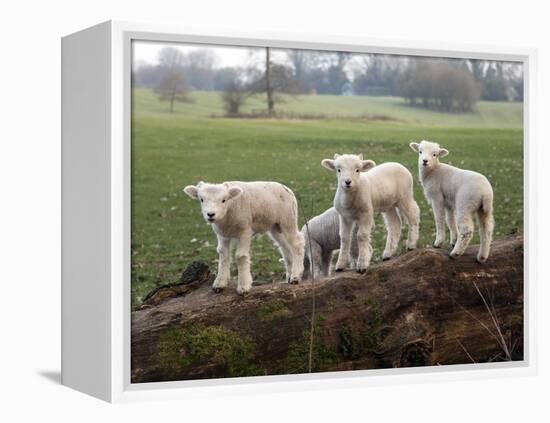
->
(409, 140, 494, 262)
(321, 154, 420, 273)
(183, 181, 305, 295)
(301, 207, 364, 279)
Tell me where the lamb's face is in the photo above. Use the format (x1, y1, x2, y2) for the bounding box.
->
(410, 140, 449, 169)
(321, 154, 376, 190)
(183, 182, 243, 224)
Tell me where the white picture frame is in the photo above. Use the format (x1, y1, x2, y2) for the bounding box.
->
(61, 20, 537, 403)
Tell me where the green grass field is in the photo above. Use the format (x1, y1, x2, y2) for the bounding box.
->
(131, 89, 524, 306)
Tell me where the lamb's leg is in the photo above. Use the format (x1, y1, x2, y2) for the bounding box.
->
(300, 238, 323, 280)
(450, 211, 474, 258)
(477, 210, 494, 263)
(321, 250, 333, 277)
(302, 251, 311, 280)
(445, 208, 458, 247)
(288, 230, 305, 283)
(335, 216, 354, 271)
(382, 207, 401, 260)
(308, 240, 324, 279)
(236, 232, 253, 295)
(350, 226, 359, 266)
(355, 214, 374, 273)
(212, 236, 231, 293)
(398, 199, 420, 250)
(431, 200, 446, 248)
(269, 231, 293, 281)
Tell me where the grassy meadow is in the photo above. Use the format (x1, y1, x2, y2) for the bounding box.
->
(131, 89, 523, 306)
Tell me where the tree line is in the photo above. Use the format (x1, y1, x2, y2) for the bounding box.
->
(133, 47, 523, 115)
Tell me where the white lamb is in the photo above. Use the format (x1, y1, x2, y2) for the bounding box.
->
(321, 154, 420, 273)
(409, 140, 494, 262)
(183, 181, 305, 295)
(301, 207, 361, 279)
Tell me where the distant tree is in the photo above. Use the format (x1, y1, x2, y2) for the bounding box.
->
(266, 47, 274, 115)
(506, 67, 524, 101)
(213, 67, 239, 91)
(247, 48, 300, 115)
(155, 47, 192, 113)
(482, 63, 508, 101)
(325, 52, 351, 95)
(398, 59, 479, 112)
(285, 49, 324, 93)
(133, 61, 161, 88)
(286, 49, 307, 92)
(469, 59, 485, 82)
(185, 49, 218, 90)
(352, 54, 402, 96)
(220, 72, 249, 115)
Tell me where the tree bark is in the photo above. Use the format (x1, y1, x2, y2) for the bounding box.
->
(131, 236, 524, 383)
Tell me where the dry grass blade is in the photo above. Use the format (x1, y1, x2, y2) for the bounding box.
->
(471, 280, 511, 360)
(454, 337, 476, 363)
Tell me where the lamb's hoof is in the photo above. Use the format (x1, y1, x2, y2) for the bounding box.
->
(237, 289, 250, 297)
(212, 287, 224, 293)
(433, 243, 443, 249)
(477, 255, 488, 263)
(356, 268, 367, 274)
(449, 252, 460, 259)
(406, 247, 416, 251)
(335, 268, 345, 272)
(288, 277, 300, 285)
(382, 256, 392, 261)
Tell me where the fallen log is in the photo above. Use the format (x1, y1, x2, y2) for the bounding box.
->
(131, 236, 524, 383)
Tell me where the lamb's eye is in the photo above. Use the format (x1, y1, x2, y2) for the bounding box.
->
(222, 199, 226, 203)
(200, 198, 203, 203)
(433, 153, 437, 157)
(355, 169, 360, 173)
(337, 169, 341, 173)
(419, 151, 422, 154)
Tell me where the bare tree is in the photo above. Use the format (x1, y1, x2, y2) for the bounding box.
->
(246, 48, 300, 115)
(155, 47, 192, 113)
(220, 71, 249, 115)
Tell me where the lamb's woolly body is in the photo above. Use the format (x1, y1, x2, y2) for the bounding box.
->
(301, 207, 359, 279)
(322, 155, 420, 273)
(206, 182, 297, 237)
(183, 181, 305, 294)
(411, 140, 494, 262)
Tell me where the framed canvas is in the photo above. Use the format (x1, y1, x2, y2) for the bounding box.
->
(61, 20, 537, 402)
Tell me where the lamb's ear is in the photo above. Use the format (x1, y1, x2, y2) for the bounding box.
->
(409, 142, 420, 153)
(333, 153, 340, 159)
(360, 160, 376, 172)
(358, 153, 363, 160)
(321, 159, 336, 171)
(438, 148, 449, 158)
(228, 186, 243, 199)
(183, 185, 199, 199)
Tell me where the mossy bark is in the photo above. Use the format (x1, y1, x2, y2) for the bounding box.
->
(131, 236, 524, 383)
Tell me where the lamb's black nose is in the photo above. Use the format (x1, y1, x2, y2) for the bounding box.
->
(207, 212, 216, 217)
(422, 159, 428, 165)
(345, 179, 352, 185)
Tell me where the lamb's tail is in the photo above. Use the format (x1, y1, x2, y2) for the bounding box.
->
(480, 194, 493, 216)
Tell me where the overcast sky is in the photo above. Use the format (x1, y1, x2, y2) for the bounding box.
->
(133, 40, 270, 68)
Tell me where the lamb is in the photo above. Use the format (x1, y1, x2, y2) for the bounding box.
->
(409, 140, 494, 262)
(301, 207, 362, 279)
(321, 154, 420, 273)
(183, 181, 305, 295)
